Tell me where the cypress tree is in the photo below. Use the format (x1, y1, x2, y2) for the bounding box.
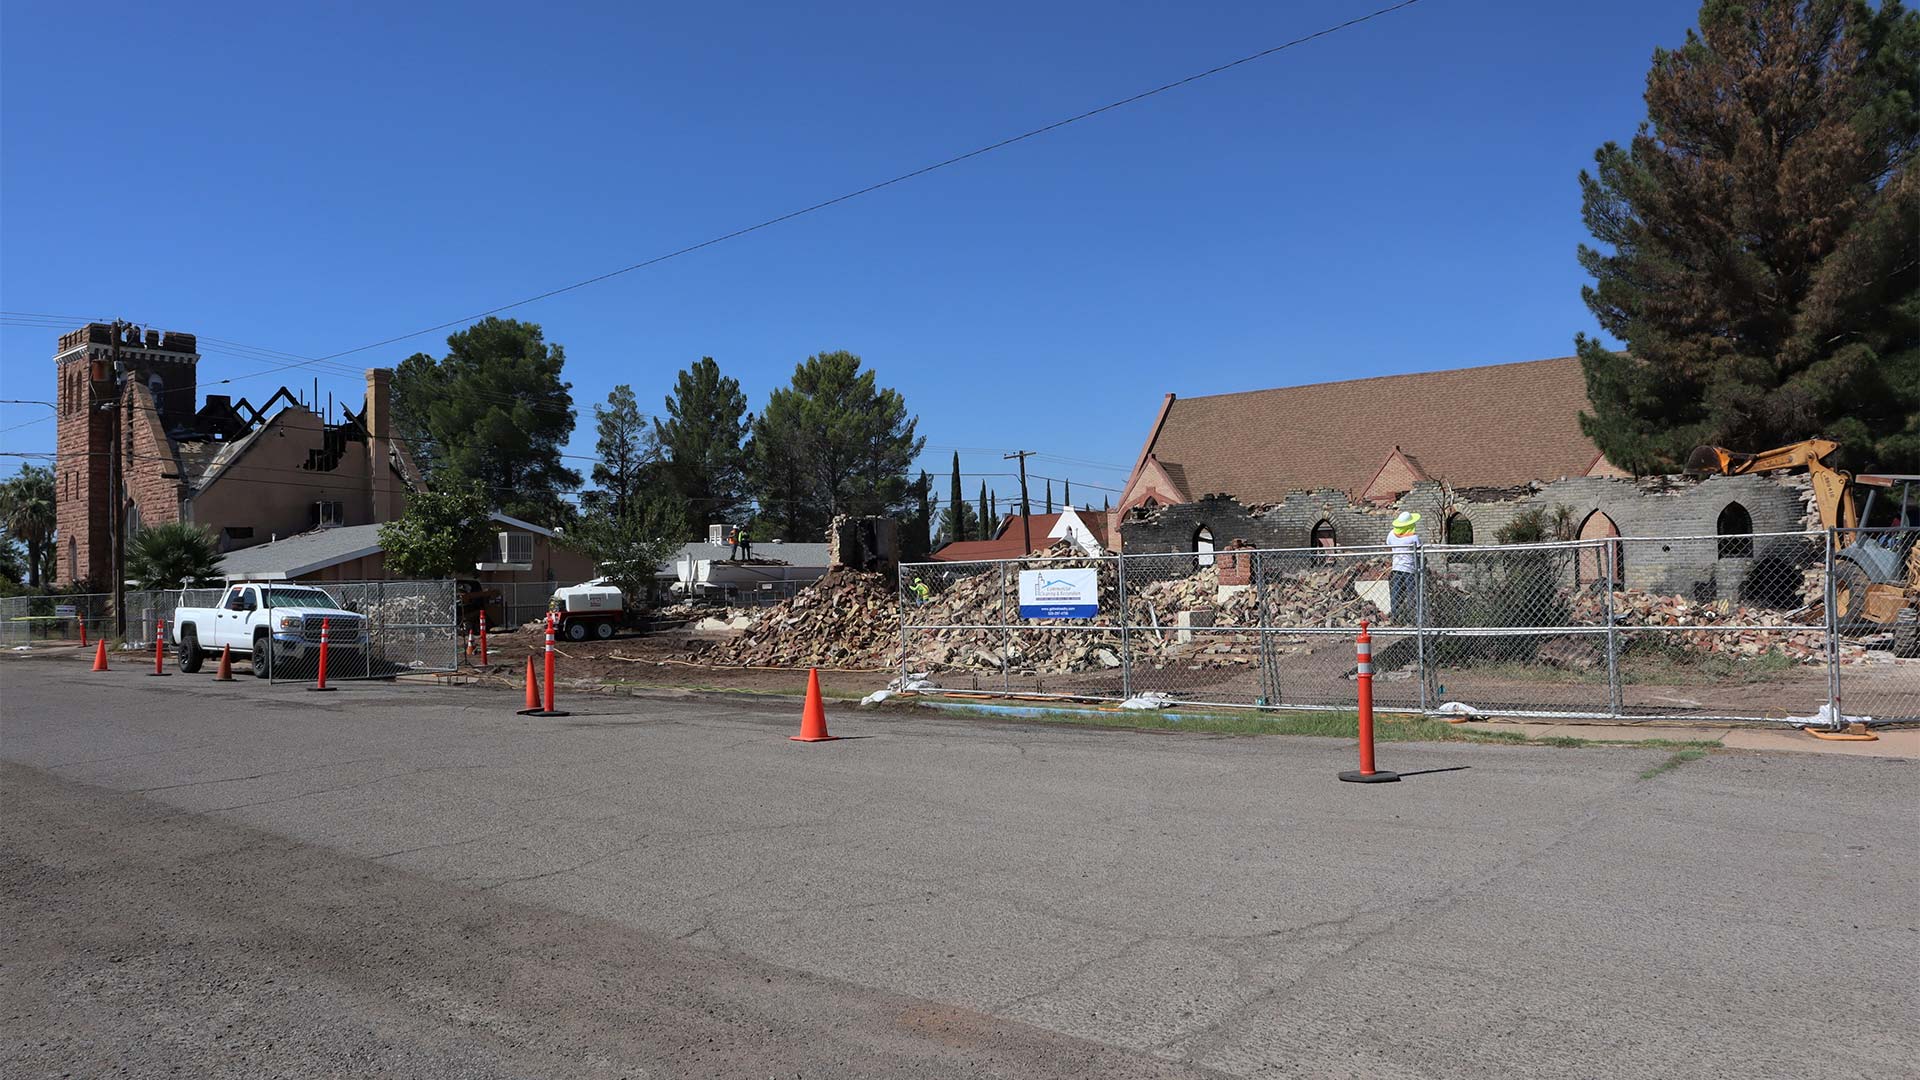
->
(1044, 479, 1053, 514)
(1063, 479, 1071, 509)
(979, 483, 989, 535)
(1576, 0, 1920, 472)
(947, 452, 965, 542)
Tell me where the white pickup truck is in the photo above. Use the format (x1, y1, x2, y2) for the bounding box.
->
(172, 582, 368, 678)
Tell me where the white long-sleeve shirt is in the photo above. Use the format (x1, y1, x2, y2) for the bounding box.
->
(1386, 530, 1420, 573)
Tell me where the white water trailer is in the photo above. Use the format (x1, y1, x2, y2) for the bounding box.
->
(549, 581, 625, 641)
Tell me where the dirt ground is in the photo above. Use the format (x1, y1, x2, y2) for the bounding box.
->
(471, 627, 900, 699)
(17, 622, 1912, 720)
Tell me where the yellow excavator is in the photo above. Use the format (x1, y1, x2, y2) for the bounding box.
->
(1687, 438, 1919, 655)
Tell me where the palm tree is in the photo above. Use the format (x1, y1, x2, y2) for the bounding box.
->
(125, 522, 224, 590)
(0, 464, 56, 586)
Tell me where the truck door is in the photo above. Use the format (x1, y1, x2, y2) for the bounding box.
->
(221, 586, 256, 648)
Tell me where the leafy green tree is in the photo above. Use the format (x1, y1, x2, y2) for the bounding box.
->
(587, 385, 652, 518)
(125, 522, 223, 589)
(654, 358, 750, 528)
(746, 351, 924, 539)
(0, 464, 56, 586)
(563, 494, 686, 603)
(392, 318, 582, 522)
(377, 481, 493, 579)
(1576, 0, 1920, 473)
(0, 536, 27, 587)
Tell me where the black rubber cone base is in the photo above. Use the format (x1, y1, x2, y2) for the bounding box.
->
(307, 686, 336, 692)
(1338, 769, 1401, 784)
(147, 672, 172, 677)
(518, 709, 569, 717)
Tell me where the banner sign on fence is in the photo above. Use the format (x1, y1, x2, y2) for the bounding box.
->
(1018, 568, 1099, 619)
(54, 604, 76, 618)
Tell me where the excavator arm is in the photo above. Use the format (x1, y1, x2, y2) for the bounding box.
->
(1685, 439, 1857, 529)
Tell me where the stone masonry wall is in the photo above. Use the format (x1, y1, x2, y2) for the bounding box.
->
(1120, 473, 1811, 605)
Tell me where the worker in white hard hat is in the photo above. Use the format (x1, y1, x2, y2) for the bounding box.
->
(1386, 511, 1422, 622)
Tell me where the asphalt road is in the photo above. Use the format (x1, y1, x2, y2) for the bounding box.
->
(3, 662, 1916, 1078)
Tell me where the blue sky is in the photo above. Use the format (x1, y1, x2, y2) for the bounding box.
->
(1, 0, 1699, 509)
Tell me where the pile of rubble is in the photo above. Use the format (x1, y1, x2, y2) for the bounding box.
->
(1566, 588, 1864, 665)
(705, 552, 1393, 674)
(709, 571, 902, 669)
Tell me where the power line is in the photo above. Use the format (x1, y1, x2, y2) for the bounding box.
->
(299, 0, 1426, 364)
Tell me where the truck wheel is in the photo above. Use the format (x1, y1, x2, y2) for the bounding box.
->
(566, 620, 590, 642)
(594, 621, 615, 640)
(1833, 561, 1873, 632)
(1894, 608, 1920, 659)
(252, 632, 271, 679)
(178, 626, 204, 673)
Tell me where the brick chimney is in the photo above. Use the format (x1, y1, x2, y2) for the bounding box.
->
(364, 369, 401, 522)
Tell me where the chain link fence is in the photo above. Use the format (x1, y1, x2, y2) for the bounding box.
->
(0, 592, 115, 648)
(260, 580, 459, 683)
(899, 528, 1920, 726)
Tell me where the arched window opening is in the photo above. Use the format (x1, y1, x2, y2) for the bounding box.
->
(1194, 525, 1216, 567)
(1576, 510, 1622, 584)
(1716, 502, 1753, 559)
(1310, 520, 1336, 549)
(1445, 514, 1474, 545)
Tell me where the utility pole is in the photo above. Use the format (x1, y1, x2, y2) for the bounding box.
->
(1004, 450, 1034, 555)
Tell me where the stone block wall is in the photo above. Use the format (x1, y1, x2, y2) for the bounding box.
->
(1119, 472, 1813, 606)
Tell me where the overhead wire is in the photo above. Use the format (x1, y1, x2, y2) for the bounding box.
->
(153, 0, 1430, 367)
(0, 4, 1429, 488)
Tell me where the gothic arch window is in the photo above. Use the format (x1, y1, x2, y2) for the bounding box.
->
(1445, 514, 1474, 545)
(1194, 525, 1216, 567)
(1576, 510, 1622, 584)
(1716, 502, 1753, 559)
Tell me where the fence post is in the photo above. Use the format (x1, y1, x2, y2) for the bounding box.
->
(1826, 528, 1841, 726)
(1605, 540, 1622, 718)
(1254, 550, 1272, 706)
(897, 565, 909, 688)
(999, 561, 1011, 695)
(1116, 553, 1131, 700)
(1415, 546, 1430, 714)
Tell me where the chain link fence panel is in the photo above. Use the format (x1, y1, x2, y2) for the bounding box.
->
(265, 580, 459, 683)
(899, 529, 1913, 726)
(0, 592, 115, 648)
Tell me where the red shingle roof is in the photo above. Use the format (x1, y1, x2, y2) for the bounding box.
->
(1141, 357, 1608, 502)
(929, 513, 1063, 562)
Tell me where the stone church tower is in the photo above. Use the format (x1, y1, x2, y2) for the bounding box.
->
(53, 323, 200, 586)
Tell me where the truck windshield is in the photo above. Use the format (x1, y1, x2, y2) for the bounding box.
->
(265, 587, 340, 608)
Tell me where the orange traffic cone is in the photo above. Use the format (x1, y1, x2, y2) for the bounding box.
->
(790, 668, 838, 742)
(91, 639, 109, 672)
(212, 644, 235, 682)
(517, 655, 541, 714)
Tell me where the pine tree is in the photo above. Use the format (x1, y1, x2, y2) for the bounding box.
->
(588, 385, 650, 519)
(653, 358, 749, 527)
(391, 317, 581, 524)
(1576, 0, 1920, 472)
(745, 351, 924, 539)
